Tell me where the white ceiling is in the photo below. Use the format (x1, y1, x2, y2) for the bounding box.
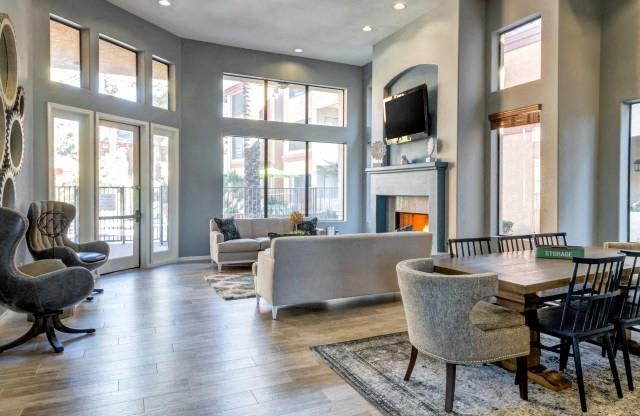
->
(106, 0, 440, 66)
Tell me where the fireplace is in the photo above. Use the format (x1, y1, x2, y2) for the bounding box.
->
(396, 212, 429, 232)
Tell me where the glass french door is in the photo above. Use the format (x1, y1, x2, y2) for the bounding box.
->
(97, 120, 141, 273)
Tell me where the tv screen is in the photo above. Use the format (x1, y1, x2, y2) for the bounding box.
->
(383, 84, 429, 144)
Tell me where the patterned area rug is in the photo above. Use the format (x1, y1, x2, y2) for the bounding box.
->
(204, 273, 255, 300)
(313, 332, 640, 415)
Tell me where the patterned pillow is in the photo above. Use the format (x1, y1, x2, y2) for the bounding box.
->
(297, 217, 318, 235)
(214, 218, 241, 241)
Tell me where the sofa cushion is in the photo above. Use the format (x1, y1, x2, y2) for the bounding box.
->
(77, 252, 107, 263)
(217, 238, 260, 253)
(469, 300, 525, 331)
(255, 237, 271, 250)
(214, 218, 241, 241)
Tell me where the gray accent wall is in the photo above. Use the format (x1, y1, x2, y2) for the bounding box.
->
(181, 40, 364, 256)
(598, 0, 640, 243)
(27, 0, 364, 259)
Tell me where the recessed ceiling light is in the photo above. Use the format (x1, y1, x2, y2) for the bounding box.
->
(362, 25, 373, 32)
(158, 0, 171, 6)
(293, 48, 303, 53)
(393, 2, 406, 10)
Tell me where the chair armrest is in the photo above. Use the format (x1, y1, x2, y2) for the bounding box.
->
(29, 267, 95, 311)
(256, 250, 275, 303)
(31, 246, 81, 267)
(76, 240, 110, 256)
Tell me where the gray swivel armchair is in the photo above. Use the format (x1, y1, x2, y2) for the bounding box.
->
(26, 201, 109, 296)
(397, 258, 530, 413)
(0, 207, 96, 353)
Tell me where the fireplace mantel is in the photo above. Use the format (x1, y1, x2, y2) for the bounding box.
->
(366, 161, 448, 253)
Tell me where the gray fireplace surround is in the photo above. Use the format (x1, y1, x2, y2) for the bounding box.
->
(366, 162, 447, 252)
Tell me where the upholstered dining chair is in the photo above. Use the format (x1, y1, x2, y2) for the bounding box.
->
(26, 201, 109, 296)
(397, 258, 530, 413)
(0, 207, 96, 353)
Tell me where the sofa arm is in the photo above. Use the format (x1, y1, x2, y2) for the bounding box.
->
(210, 230, 224, 261)
(256, 250, 275, 303)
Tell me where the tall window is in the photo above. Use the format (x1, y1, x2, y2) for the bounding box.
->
(99, 37, 138, 102)
(52, 116, 81, 240)
(498, 123, 541, 235)
(223, 137, 345, 220)
(152, 58, 171, 110)
(152, 133, 170, 252)
(50, 18, 81, 87)
(223, 74, 345, 126)
(222, 75, 265, 120)
(498, 17, 542, 90)
(628, 103, 640, 241)
(309, 86, 344, 126)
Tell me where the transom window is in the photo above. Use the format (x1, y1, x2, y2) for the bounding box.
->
(497, 17, 542, 90)
(49, 17, 82, 88)
(152, 58, 172, 110)
(223, 74, 346, 127)
(223, 137, 346, 220)
(99, 36, 138, 102)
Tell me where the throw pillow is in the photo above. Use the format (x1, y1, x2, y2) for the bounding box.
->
(214, 218, 241, 241)
(297, 217, 318, 235)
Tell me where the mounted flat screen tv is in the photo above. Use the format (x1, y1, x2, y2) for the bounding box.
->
(383, 84, 429, 145)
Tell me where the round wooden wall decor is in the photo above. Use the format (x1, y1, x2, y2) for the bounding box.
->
(0, 94, 6, 168)
(7, 112, 22, 174)
(14, 85, 24, 117)
(0, 173, 15, 208)
(0, 15, 18, 107)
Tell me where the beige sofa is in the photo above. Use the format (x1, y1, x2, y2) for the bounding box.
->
(209, 218, 325, 271)
(256, 231, 433, 319)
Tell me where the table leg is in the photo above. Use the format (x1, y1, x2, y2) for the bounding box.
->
(499, 328, 572, 391)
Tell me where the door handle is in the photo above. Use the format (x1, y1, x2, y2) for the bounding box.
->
(135, 210, 142, 223)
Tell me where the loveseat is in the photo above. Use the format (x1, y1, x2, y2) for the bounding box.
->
(209, 218, 324, 271)
(256, 231, 432, 319)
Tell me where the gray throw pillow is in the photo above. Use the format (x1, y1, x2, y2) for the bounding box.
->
(297, 217, 318, 235)
(214, 218, 241, 241)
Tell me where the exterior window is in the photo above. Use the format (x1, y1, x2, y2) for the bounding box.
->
(628, 103, 640, 241)
(53, 116, 81, 240)
(308, 142, 345, 220)
(222, 137, 347, 220)
(99, 37, 138, 102)
(309, 86, 344, 126)
(498, 17, 542, 90)
(50, 18, 81, 88)
(152, 58, 170, 110)
(267, 81, 306, 123)
(498, 123, 541, 235)
(223, 137, 265, 219)
(267, 140, 307, 217)
(223, 75, 265, 120)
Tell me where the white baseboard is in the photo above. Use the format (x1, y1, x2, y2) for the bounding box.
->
(177, 256, 210, 263)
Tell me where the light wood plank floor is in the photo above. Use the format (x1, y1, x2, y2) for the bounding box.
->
(0, 262, 408, 416)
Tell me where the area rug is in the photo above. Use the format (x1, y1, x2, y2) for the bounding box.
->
(312, 332, 640, 415)
(204, 273, 255, 300)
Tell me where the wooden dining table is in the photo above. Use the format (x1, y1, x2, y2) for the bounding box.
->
(432, 246, 634, 392)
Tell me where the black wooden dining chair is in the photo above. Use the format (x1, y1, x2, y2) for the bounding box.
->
(534, 232, 568, 247)
(612, 249, 640, 391)
(497, 234, 534, 253)
(448, 237, 492, 258)
(529, 255, 625, 412)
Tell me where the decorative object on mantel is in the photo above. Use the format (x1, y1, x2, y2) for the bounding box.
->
(401, 155, 411, 165)
(289, 210, 304, 232)
(370, 139, 387, 167)
(425, 136, 438, 162)
(0, 14, 24, 209)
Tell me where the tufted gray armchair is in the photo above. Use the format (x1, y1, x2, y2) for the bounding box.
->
(0, 207, 96, 353)
(397, 258, 530, 413)
(27, 201, 109, 296)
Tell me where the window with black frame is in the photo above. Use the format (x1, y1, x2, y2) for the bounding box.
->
(222, 137, 345, 221)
